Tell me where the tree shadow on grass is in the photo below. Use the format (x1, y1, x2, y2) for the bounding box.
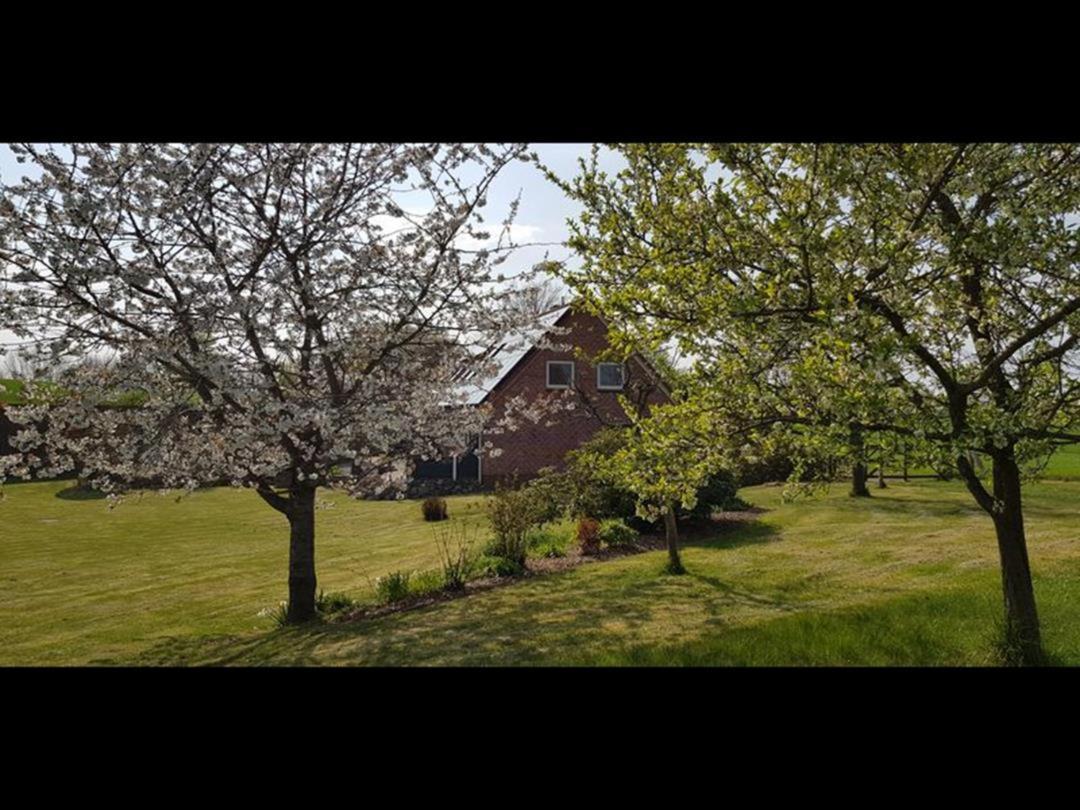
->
(119, 567, 680, 667)
(108, 624, 341, 667)
(55, 484, 106, 501)
(683, 519, 781, 551)
(689, 572, 802, 613)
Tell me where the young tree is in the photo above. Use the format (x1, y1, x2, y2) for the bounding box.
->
(546, 143, 1080, 665)
(579, 399, 721, 574)
(0, 142, 533, 622)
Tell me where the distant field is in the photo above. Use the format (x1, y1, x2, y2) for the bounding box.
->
(2, 477, 1080, 666)
(1043, 444, 1080, 480)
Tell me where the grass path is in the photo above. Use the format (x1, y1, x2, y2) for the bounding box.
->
(2, 477, 1079, 665)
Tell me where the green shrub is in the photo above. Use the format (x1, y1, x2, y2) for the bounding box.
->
(597, 518, 638, 548)
(577, 517, 601, 555)
(485, 480, 552, 567)
(421, 496, 448, 522)
(562, 429, 744, 527)
(521, 471, 572, 524)
(562, 429, 640, 521)
(316, 590, 359, 616)
(433, 520, 476, 591)
(527, 526, 571, 558)
(683, 470, 739, 520)
(375, 570, 412, 603)
(410, 569, 445, 597)
(475, 554, 526, 578)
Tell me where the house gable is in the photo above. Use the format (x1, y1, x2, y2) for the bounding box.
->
(480, 307, 670, 484)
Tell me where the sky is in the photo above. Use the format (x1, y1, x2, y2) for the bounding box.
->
(0, 142, 619, 357)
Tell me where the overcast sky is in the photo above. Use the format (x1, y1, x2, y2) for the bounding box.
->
(0, 142, 617, 355)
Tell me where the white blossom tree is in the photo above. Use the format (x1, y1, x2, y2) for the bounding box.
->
(0, 142, 536, 622)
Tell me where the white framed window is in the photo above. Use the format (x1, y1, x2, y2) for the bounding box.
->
(546, 360, 574, 389)
(597, 362, 625, 391)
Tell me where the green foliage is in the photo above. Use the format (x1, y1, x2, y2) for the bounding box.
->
(520, 470, 574, 524)
(597, 518, 638, 548)
(410, 569, 445, 597)
(421, 496, 448, 522)
(316, 590, 359, 617)
(485, 481, 554, 567)
(577, 517, 601, 555)
(545, 143, 1080, 480)
(474, 554, 526, 578)
(601, 402, 728, 523)
(555, 428, 744, 528)
(374, 570, 412, 604)
(0, 378, 26, 405)
(683, 470, 738, 520)
(526, 526, 572, 558)
(561, 429, 640, 520)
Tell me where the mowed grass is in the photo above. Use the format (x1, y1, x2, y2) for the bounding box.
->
(1044, 444, 1080, 480)
(0, 480, 489, 665)
(2, 477, 1080, 666)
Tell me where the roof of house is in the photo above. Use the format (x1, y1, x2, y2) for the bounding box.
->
(455, 305, 571, 405)
(453, 304, 673, 405)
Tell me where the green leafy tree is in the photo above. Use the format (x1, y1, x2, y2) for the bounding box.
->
(544, 143, 1080, 665)
(590, 400, 722, 574)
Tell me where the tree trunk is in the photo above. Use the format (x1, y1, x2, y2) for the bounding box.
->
(850, 424, 871, 497)
(286, 483, 318, 623)
(877, 455, 887, 489)
(990, 452, 1043, 665)
(663, 505, 685, 574)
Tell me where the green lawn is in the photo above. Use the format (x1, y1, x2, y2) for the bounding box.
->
(0, 480, 490, 665)
(2, 477, 1079, 666)
(1044, 444, 1080, 480)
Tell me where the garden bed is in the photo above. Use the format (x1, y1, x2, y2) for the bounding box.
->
(337, 509, 763, 624)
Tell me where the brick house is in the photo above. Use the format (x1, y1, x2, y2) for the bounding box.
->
(412, 304, 671, 490)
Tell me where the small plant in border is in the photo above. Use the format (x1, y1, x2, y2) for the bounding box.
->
(316, 590, 359, 616)
(577, 517, 601, 556)
(375, 570, 413, 604)
(433, 520, 477, 591)
(597, 518, 637, 548)
(410, 569, 445, 597)
(527, 527, 571, 558)
(475, 554, 526, 578)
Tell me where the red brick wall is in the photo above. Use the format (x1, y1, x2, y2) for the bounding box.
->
(481, 309, 669, 484)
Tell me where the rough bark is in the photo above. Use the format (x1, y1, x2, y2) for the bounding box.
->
(286, 483, 318, 623)
(663, 505, 685, 574)
(850, 424, 871, 497)
(990, 451, 1044, 665)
